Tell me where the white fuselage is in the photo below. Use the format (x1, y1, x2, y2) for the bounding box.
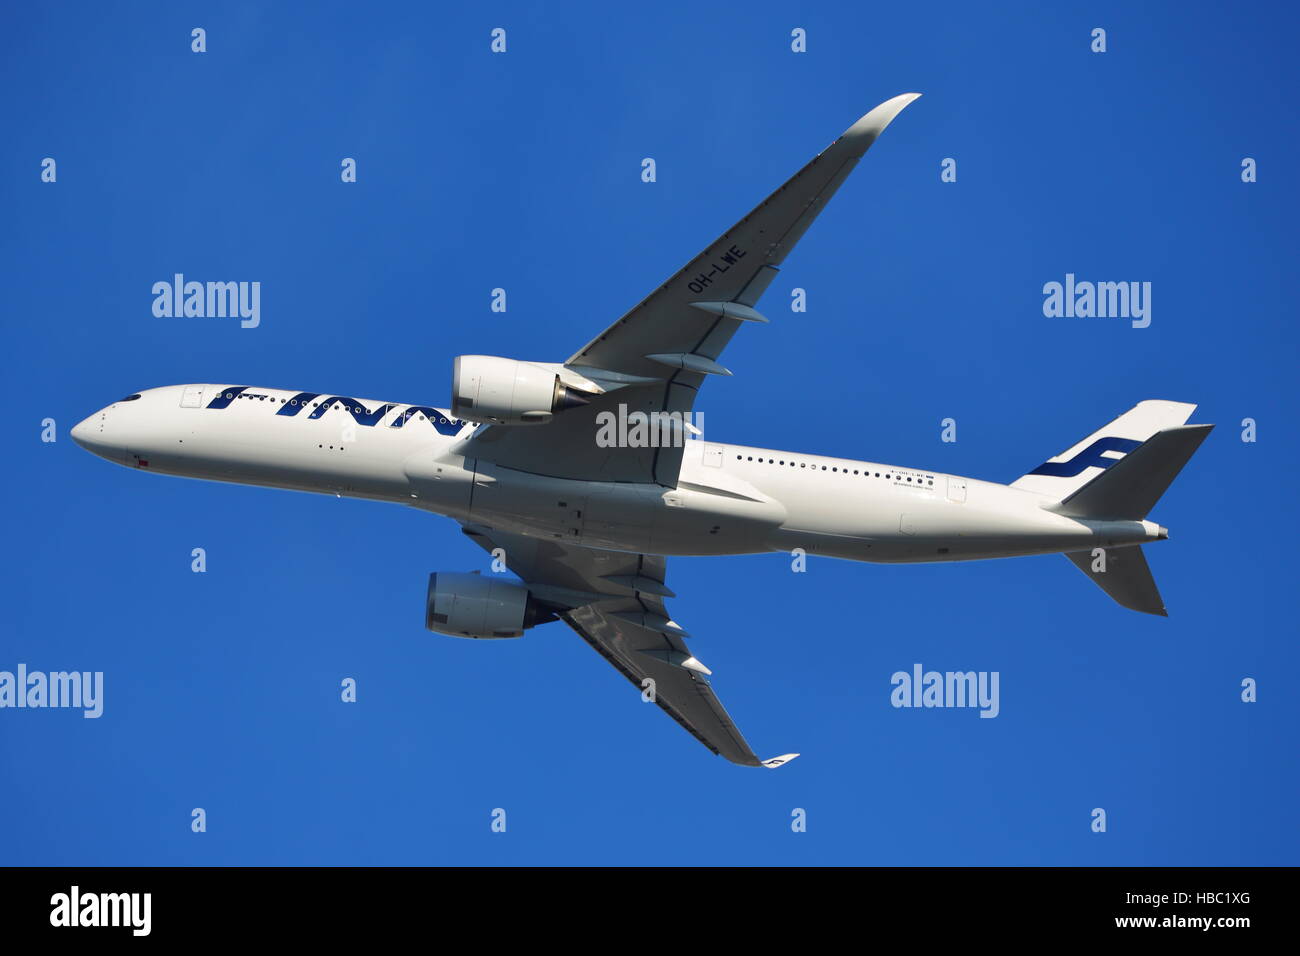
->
(72, 385, 1163, 563)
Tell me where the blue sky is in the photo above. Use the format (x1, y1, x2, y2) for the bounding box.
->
(2, 1, 1296, 865)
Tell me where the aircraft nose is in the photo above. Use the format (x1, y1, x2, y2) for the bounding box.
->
(70, 415, 93, 448)
(70, 408, 127, 465)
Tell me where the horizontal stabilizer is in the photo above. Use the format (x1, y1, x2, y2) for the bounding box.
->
(1057, 424, 1214, 519)
(1065, 546, 1167, 616)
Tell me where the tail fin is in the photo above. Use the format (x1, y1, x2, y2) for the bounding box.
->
(1011, 400, 1198, 500)
(1036, 406, 1215, 617)
(1059, 423, 1212, 615)
(1065, 546, 1167, 616)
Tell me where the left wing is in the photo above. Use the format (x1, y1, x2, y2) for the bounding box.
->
(461, 524, 798, 768)
(461, 94, 921, 486)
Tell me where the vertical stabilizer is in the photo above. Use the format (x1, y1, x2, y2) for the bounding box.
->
(1012, 400, 1197, 499)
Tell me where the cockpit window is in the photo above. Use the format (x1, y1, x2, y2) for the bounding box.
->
(118, 394, 142, 402)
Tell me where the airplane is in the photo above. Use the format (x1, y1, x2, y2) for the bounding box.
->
(71, 93, 1212, 768)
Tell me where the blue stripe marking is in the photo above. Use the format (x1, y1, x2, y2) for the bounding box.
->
(207, 387, 467, 435)
(306, 397, 397, 426)
(206, 386, 248, 408)
(1028, 436, 1142, 478)
(390, 405, 463, 435)
(277, 392, 320, 415)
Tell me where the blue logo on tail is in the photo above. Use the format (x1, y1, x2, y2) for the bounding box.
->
(1028, 437, 1141, 478)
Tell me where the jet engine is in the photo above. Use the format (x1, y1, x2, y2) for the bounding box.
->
(451, 355, 591, 425)
(425, 571, 557, 639)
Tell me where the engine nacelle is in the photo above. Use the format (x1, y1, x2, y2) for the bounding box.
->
(425, 571, 556, 639)
(451, 355, 590, 425)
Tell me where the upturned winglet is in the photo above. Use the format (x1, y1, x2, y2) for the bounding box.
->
(761, 753, 801, 769)
(837, 92, 922, 155)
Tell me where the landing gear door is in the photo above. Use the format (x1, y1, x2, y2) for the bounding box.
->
(180, 386, 204, 408)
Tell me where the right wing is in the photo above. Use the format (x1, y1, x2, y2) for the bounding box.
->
(461, 524, 798, 768)
(460, 94, 922, 486)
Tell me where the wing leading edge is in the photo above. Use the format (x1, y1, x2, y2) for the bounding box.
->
(567, 92, 923, 378)
(461, 525, 798, 768)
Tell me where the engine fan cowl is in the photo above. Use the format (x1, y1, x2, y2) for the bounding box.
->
(451, 355, 591, 426)
(425, 571, 556, 639)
